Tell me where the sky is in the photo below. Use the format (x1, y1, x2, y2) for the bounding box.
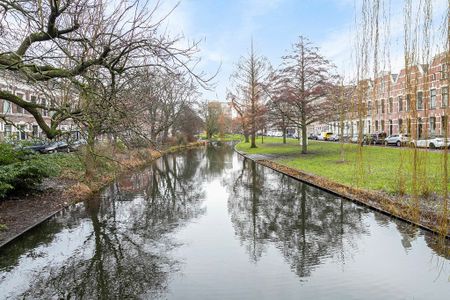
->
(157, 0, 447, 101)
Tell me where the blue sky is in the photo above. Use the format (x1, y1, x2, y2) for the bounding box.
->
(159, 0, 446, 100)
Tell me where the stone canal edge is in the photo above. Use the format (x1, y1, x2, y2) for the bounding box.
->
(234, 146, 449, 238)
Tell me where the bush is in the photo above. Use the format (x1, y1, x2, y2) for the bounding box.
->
(0, 143, 58, 198)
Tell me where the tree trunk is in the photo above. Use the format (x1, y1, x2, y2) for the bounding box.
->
(250, 132, 256, 148)
(85, 126, 96, 180)
(339, 117, 345, 162)
(301, 124, 307, 154)
(283, 127, 287, 144)
(250, 117, 257, 148)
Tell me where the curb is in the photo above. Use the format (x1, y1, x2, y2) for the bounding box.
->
(234, 146, 449, 239)
(0, 208, 66, 249)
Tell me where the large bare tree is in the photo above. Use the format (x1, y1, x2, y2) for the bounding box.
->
(0, 0, 205, 139)
(276, 36, 334, 154)
(228, 42, 271, 148)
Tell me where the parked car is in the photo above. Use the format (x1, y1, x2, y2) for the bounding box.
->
(69, 139, 87, 151)
(350, 134, 370, 145)
(22, 143, 50, 153)
(328, 134, 340, 141)
(410, 135, 450, 149)
(320, 132, 334, 141)
(308, 133, 318, 140)
(384, 134, 409, 147)
(370, 132, 387, 145)
(42, 141, 69, 153)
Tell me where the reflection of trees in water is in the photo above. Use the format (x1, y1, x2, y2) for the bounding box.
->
(227, 158, 368, 278)
(0, 204, 88, 271)
(20, 152, 207, 299)
(200, 143, 234, 180)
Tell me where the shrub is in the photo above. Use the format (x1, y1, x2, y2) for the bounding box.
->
(0, 143, 58, 198)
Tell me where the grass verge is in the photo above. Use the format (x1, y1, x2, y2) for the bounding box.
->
(236, 137, 449, 195)
(199, 133, 243, 142)
(237, 137, 449, 236)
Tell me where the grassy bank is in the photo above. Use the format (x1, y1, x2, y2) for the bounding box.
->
(199, 133, 243, 142)
(236, 137, 449, 196)
(48, 141, 207, 198)
(237, 137, 450, 235)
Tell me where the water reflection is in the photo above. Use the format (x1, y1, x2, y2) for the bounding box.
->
(0, 145, 449, 300)
(227, 158, 448, 279)
(0, 152, 207, 299)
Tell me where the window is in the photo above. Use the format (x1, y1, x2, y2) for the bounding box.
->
(430, 117, 436, 134)
(2, 100, 11, 114)
(381, 120, 385, 132)
(389, 120, 393, 135)
(406, 94, 411, 111)
(4, 124, 12, 137)
(18, 125, 26, 140)
(398, 96, 403, 112)
(399, 119, 403, 133)
(389, 98, 393, 113)
(418, 118, 424, 138)
(442, 87, 449, 108)
(417, 92, 424, 110)
(32, 125, 38, 137)
(431, 73, 436, 81)
(41, 98, 48, 117)
(375, 120, 379, 132)
(367, 101, 371, 115)
(381, 99, 385, 113)
(430, 89, 436, 109)
(367, 120, 371, 133)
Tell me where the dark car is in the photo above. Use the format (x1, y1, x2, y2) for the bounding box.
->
(43, 141, 70, 153)
(69, 139, 87, 151)
(23, 143, 50, 153)
(370, 132, 387, 145)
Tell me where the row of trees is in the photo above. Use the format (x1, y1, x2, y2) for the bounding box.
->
(0, 0, 208, 177)
(228, 37, 337, 153)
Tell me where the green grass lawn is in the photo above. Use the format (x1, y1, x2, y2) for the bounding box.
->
(199, 133, 243, 142)
(236, 137, 449, 195)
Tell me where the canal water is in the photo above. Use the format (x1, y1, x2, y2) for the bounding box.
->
(0, 144, 449, 299)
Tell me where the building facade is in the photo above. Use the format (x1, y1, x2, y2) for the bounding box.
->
(311, 53, 449, 138)
(0, 78, 79, 141)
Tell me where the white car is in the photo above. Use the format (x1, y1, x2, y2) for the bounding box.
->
(384, 134, 409, 147)
(329, 134, 340, 141)
(410, 136, 450, 149)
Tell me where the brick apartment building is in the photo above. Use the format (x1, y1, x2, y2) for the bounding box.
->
(0, 77, 79, 141)
(310, 53, 449, 138)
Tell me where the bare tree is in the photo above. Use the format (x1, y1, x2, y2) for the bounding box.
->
(228, 41, 271, 148)
(0, 0, 206, 139)
(276, 36, 334, 154)
(200, 101, 223, 139)
(266, 75, 292, 144)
